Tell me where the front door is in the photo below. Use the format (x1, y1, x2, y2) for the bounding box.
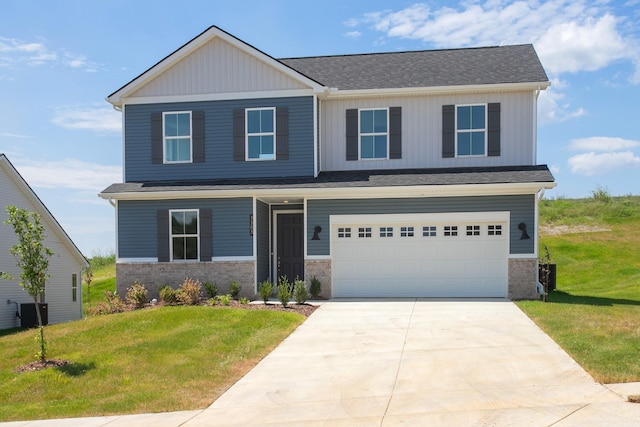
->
(276, 213, 304, 283)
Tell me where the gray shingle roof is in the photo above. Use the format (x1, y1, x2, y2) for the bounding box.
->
(100, 165, 554, 195)
(280, 44, 548, 90)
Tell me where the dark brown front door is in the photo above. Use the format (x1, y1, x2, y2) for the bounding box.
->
(277, 213, 304, 282)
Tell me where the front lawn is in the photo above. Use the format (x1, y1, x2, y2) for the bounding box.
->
(0, 306, 305, 422)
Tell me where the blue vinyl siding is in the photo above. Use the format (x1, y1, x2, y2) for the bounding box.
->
(307, 195, 535, 256)
(124, 96, 314, 182)
(256, 200, 270, 282)
(118, 198, 253, 258)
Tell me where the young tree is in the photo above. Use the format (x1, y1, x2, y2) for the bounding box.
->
(1, 206, 54, 362)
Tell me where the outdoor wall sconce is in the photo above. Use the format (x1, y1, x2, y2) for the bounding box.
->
(312, 225, 322, 240)
(249, 214, 254, 236)
(518, 222, 530, 240)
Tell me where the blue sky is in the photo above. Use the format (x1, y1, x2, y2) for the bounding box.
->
(1, 0, 639, 256)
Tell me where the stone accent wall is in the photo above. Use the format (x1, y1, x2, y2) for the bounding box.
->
(116, 261, 256, 299)
(304, 259, 331, 299)
(508, 258, 538, 300)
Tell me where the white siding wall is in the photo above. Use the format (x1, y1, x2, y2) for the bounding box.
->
(130, 37, 309, 98)
(321, 90, 535, 171)
(0, 163, 84, 330)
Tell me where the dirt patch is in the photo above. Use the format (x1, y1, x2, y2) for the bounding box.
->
(207, 300, 318, 317)
(629, 395, 640, 404)
(14, 358, 70, 373)
(540, 225, 611, 236)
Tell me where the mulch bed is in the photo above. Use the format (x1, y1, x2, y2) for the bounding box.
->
(14, 358, 70, 373)
(206, 300, 319, 317)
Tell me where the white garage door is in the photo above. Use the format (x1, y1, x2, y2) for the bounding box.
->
(331, 212, 509, 297)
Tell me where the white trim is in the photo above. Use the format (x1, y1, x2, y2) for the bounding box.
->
(169, 208, 200, 261)
(100, 182, 556, 202)
(245, 107, 276, 161)
(272, 209, 304, 282)
(313, 95, 319, 177)
(509, 254, 537, 259)
(212, 256, 255, 262)
(117, 257, 159, 263)
(163, 111, 193, 164)
(455, 103, 487, 158)
(121, 105, 126, 182)
(358, 107, 390, 160)
(252, 198, 257, 294)
(330, 211, 510, 226)
(120, 89, 315, 106)
(305, 255, 330, 261)
(114, 200, 120, 260)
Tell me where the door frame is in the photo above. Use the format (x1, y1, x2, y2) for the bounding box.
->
(272, 209, 304, 283)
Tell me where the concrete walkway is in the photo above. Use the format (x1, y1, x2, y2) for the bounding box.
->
(3, 299, 639, 426)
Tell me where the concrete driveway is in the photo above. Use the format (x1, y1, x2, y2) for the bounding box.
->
(3, 299, 639, 426)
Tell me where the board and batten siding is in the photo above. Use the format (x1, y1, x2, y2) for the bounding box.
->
(117, 198, 254, 259)
(320, 91, 535, 171)
(129, 36, 309, 98)
(306, 195, 535, 256)
(124, 96, 315, 182)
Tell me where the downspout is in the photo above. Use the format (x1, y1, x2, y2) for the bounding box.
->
(535, 186, 546, 296)
(533, 87, 540, 164)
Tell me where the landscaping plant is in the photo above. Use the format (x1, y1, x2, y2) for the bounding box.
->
(229, 281, 241, 299)
(159, 285, 178, 305)
(258, 279, 273, 304)
(277, 276, 291, 307)
(203, 282, 217, 298)
(293, 278, 308, 304)
(309, 276, 322, 299)
(177, 277, 202, 305)
(126, 282, 148, 308)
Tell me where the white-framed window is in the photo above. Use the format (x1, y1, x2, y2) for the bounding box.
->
(170, 209, 199, 261)
(444, 226, 458, 237)
(72, 273, 78, 302)
(338, 227, 352, 238)
(423, 226, 436, 237)
(163, 111, 192, 163)
(360, 108, 388, 159)
(246, 107, 275, 160)
(466, 225, 481, 236)
(488, 225, 502, 236)
(380, 227, 393, 237)
(400, 226, 414, 237)
(456, 104, 486, 156)
(358, 227, 372, 238)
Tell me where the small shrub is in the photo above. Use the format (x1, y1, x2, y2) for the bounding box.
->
(293, 278, 308, 304)
(126, 282, 148, 309)
(309, 276, 322, 299)
(87, 291, 126, 315)
(159, 285, 178, 305)
(229, 281, 241, 299)
(203, 282, 217, 298)
(258, 280, 273, 304)
(177, 277, 202, 305)
(277, 276, 291, 307)
(591, 185, 611, 203)
(239, 297, 249, 305)
(216, 294, 232, 306)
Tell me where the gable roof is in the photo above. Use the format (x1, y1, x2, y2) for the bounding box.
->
(0, 154, 88, 267)
(280, 44, 549, 91)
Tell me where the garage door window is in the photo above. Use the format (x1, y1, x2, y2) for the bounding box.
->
(358, 227, 372, 238)
(466, 225, 480, 236)
(423, 226, 437, 237)
(444, 226, 458, 236)
(400, 226, 414, 237)
(379, 227, 393, 237)
(338, 227, 351, 238)
(488, 225, 502, 235)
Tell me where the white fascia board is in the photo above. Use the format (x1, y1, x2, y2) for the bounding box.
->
(99, 181, 557, 202)
(120, 89, 315, 106)
(108, 27, 325, 106)
(319, 81, 551, 100)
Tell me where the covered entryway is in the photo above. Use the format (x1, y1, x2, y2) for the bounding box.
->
(275, 212, 304, 282)
(331, 212, 509, 297)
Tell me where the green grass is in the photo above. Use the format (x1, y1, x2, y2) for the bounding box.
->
(0, 306, 305, 421)
(83, 253, 116, 311)
(517, 195, 640, 383)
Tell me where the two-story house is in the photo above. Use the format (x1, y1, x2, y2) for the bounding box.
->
(100, 26, 555, 300)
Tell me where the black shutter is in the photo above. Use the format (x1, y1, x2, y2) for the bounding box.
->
(233, 109, 245, 161)
(192, 111, 205, 163)
(389, 107, 402, 159)
(487, 103, 501, 157)
(151, 112, 163, 164)
(346, 109, 358, 161)
(199, 209, 212, 261)
(157, 210, 170, 262)
(276, 107, 289, 160)
(442, 105, 455, 158)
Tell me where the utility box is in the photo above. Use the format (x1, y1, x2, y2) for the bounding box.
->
(20, 303, 49, 328)
(538, 264, 557, 291)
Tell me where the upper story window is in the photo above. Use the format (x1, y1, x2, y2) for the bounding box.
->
(164, 112, 192, 163)
(170, 209, 199, 261)
(456, 105, 486, 156)
(246, 107, 275, 160)
(360, 109, 388, 159)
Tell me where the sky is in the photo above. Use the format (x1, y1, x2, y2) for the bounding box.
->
(1, 0, 639, 257)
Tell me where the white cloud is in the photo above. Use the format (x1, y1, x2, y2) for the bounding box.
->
(570, 136, 640, 151)
(568, 151, 640, 175)
(344, 31, 362, 40)
(0, 36, 99, 72)
(0, 132, 33, 138)
(550, 164, 561, 175)
(15, 158, 121, 192)
(538, 87, 586, 124)
(51, 106, 121, 134)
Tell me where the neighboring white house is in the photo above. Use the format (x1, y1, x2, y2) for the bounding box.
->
(0, 154, 88, 330)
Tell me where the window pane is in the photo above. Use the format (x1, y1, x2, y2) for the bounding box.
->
(360, 110, 374, 133)
(172, 237, 185, 260)
(247, 110, 260, 133)
(471, 132, 485, 155)
(374, 109, 387, 132)
(360, 135, 374, 158)
(261, 109, 274, 132)
(374, 135, 387, 158)
(171, 211, 185, 234)
(248, 135, 261, 159)
(176, 113, 190, 136)
(471, 106, 485, 130)
(261, 135, 274, 158)
(457, 106, 471, 130)
(176, 139, 190, 161)
(185, 237, 198, 259)
(184, 211, 198, 234)
(457, 133, 471, 156)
